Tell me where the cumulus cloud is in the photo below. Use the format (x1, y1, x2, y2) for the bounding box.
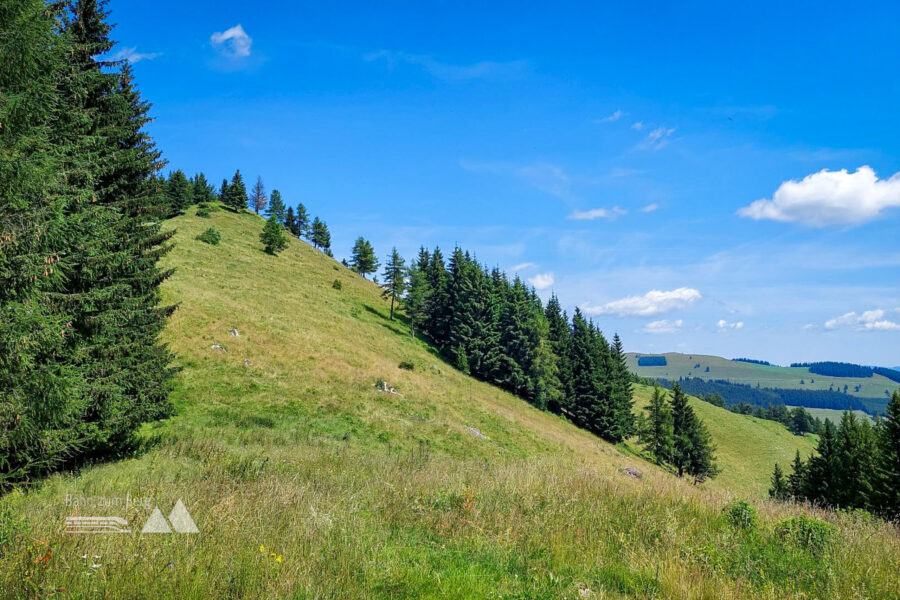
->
(109, 46, 161, 64)
(738, 166, 900, 227)
(210, 24, 253, 58)
(567, 206, 627, 221)
(717, 319, 744, 330)
(642, 319, 683, 334)
(596, 109, 624, 123)
(527, 272, 555, 290)
(582, 287, 702, 317)
(824, 308, 900, 331)
(641, 203, 658, 213)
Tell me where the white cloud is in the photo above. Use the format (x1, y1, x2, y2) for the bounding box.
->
(717, 319, 744, 330)
(631, 121, 644, 131)
(641, 203, 658, 213)
(528, 272, 555, 290)
(511, 262, 536, 271)
(110, 46, 161, 64)
(583, 287, 702, 317)
(211, 24, 253, 58)
(738, 166, 900, 227)
(567, 206, 627, 221)
(640, 126, 676, 151)
(365, 50, 527, 82)
(597, 109, 624, 123)
(642, 319, 683, 334)
(824, 308, 900, 331)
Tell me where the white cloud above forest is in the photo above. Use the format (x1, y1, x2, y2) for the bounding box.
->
(582, 287, 702, 317)
(211, 24, 253, 58)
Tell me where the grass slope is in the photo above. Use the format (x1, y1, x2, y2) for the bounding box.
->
(627, 352, 898, 401)
(1, 207, 897, 599)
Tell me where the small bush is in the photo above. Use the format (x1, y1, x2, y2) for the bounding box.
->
(333, 264, 340, 271)
(332, 279, 342, 290)
(398, 361, 414, 371)
(196, 227, 221, 245)
(775, 516, 834, 557)
(196, 208, 212, 218)
(725, 501, 758, 532)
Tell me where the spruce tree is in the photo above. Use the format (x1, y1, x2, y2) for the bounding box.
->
(644, 387, 674, 465)
(350, 237, 379, 278)
(284, 206, 296, 234)
(381, 247, 406, 320)
(266, 189, 286, 223)
(606, 333, 634, 441)
(405, 248, 432, 336)
(193, 172, 215, 205)
(260, 215, 287, 255)
(876, 391, 900, 518)
(250, 175, 267, 214)
(224, 169, 248, 212)
(219, 178, 229, 203)
(568, 309, 601, 430)
(544, 295, 572, 414)
(424, 247, 450, 345)
(295, 202, 310, 238)
(166, 169, 193, 216)
(670, 384, 717, 482)
(769, 463, 790, 501)
(787, 450, 807, 500)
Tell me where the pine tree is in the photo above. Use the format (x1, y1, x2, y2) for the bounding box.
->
(223, 169, 248, 212)
(284, 206, 296, 234)
(670, 384, 718, 482)
(192, 172, 215, 205)
(787, 450, 807, 500)
(544, 295, 572, 414)
(266, 189, 286, 223)
(644, 387, 674, 465)
(219, 178, 229, 203)
(769, 463, 790, 501)
(405, 248, 432, 336)
(166, 169, 193, 216)
(876, 391, 900, 518)
(311, 217, 330, 252)
(568, 309, 601, 430)
(250, 175, 267, 214)
(381, 248, 406, 320)
(260, 215, 287, 255)
(803, 419, 840, 506)
(295, 202, 310, 238)
(350, 237, 379, 278)
(833, 411, 878, 510)
(605, 333, 634, 441)
(424, 247, 450, 345)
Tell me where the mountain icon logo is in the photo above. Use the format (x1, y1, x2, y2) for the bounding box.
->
(141, 499, 198, 534)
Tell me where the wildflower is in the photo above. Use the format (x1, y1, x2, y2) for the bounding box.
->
(259, 545, 265, 553)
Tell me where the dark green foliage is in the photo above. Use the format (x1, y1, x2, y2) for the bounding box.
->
(331, 279, 342, 290)
(350, 237, 378, 278)
(404, 248, 432, 337)
(725, 501, 759, 532)
(670, 384, 718, 482)
(769, 463, 790, 501)
(790, 361, 874, 378)
(294, 203, 309, 238)
(196, 207, 212, 218)
(1, 0, 174, 486)
(732, 358, 772, 366)
(637, 356, 666, 366)
(260, 215, 287, 255)
(284, 206, 296, 234)
(196, 227, 221, 245)
(266, 189, 286, 223)
(643, 387, 674, 465)
(381, 247, 406, 320)
(192, 172, 215, 205)
(166, 169, 193, 216)
(398, 361, 414, 371)
(876, 391, 900, 519)
(223, 169, 248, 212)
(310, 217, 330, 251)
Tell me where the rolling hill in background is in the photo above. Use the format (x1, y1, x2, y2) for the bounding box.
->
(2, 206, 897, 599)
(626, 352, 898, 415)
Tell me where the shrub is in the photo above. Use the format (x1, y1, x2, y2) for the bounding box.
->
(260, 215, 287, 255)
(775, 516, 834, 557)
(196, 227, 221, 245)
(332, 279, 342, 290)
(725, 501, 758, 532)
(398, 361, 414, 371)
(196, 208, 212, 218)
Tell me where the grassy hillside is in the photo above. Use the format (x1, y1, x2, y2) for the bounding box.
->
(627, 352, 898, 401)
(795, 407, 872, 424)
(1, 207, 897, 599)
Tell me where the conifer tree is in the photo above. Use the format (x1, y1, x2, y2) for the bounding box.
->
(224, 169, 248, 212)
(876, 391, 900, 518)
(166, 169, 193, 216)
(284, 206, 296, 234)
(350, 237, 379, 278)
(295, 202, 310, 238)
(568, 309, 602, 430)
(545, 295, 572, 414)
(787, 450, 807, 500)
(381, 248, 406, 320)
(219, 178, 229, 203)
(424, 248, 450, 344)
(804, 419, 840, 506)
(405, 248, 432, 336)
(644, 387, 674, 465)
(311, 217, 331, 252)
(260, 215, 287, 255)
(605, 333, 634, 441)
(670, 384, 718, 482)
(769, 463, 790, 501)
(193, 172, 215, 204)
(266, 189, 286, 223)
(250, 175, 267, 214)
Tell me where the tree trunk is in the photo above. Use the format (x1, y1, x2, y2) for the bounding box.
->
(389, 295, 395, 320)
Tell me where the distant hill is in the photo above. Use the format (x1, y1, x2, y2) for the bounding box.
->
(627, 352, 897, 414)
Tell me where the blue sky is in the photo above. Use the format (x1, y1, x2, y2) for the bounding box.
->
(108, 0, 900, 366)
